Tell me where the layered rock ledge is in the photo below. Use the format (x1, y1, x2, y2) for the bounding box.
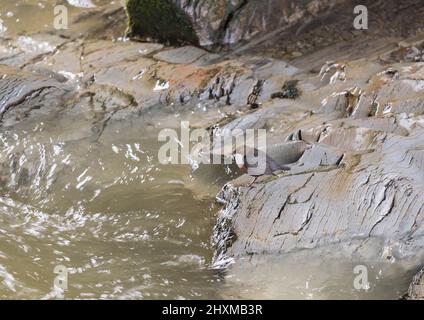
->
(406, 268, 424, 300)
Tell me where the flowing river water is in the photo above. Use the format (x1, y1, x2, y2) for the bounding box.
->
(0, 0, 421, 299)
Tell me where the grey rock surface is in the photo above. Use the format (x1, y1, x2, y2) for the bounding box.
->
(175, 0, 345, 48)
(406, 268, 424, 300)
(212, 61, 424, 266)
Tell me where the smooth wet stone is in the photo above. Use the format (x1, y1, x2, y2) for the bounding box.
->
(0, 39, 27, 67)
(0, 34, 67, 68)
(171, 0, 344, 48)
(66, 0, 96, 8)
(83, 40, 163, 68)
(374, 64, 424, 115)
(266, 141, 310, 167)
(15, 34, 67, 55)
(153, 46, 216, 65)
(406, 268, 424, 300)
(291, 143, 343, 173)
(0, 65, 73, 127)
(59, 3, 127, 40)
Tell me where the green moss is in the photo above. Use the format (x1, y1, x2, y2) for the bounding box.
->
(125, 0, 199, 46)
(271, 80, 301, 100)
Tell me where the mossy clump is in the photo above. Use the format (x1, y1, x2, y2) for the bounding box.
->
(125, 0, 199, 46)
(271, 80, 301, 100)
(368, 100, 379, 117)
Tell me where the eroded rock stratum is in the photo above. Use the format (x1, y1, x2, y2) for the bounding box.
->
(406, 268, 424, 299)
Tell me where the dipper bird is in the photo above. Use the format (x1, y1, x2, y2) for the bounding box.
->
(233, 147, 291, 186)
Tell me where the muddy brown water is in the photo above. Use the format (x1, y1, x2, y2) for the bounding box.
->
(0, 0, 114, 36)
(0, 0, 419, 299)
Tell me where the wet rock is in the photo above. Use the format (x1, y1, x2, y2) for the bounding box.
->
(291, 143, 344, 173)
(333, 117, 410, 137)
(319, 62, 346, 85)
(0, 33, 68, 68)
(153, 46, 217, 65)
(62, 3, 127, 40)
(320, 87, 367, 117)
(191, 0, 347, 48)
(211, 59, 424, 265)
(0, 65, 73, 127)
(66, 0, 96, 8)
(406, 268, 424, 300)
(125, 0, 346, 48)
(213, 119, 424, 265)
(383, 42, 424, 64)
(266, 141, 310, 168)
(373, 65, 424, 116)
